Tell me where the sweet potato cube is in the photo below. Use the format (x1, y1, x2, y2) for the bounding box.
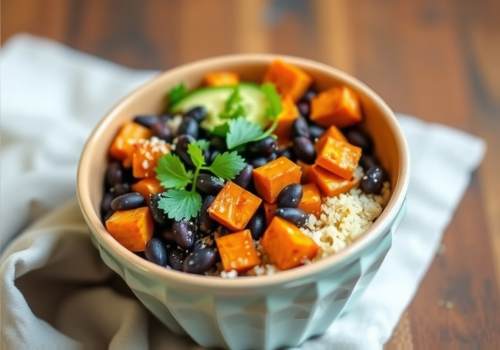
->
(253, 157, 302, 203)
(274, 96, 299, 146)
(208, 181, 262, 231)
(315, 125, 347, 151)
(264, 60, 312, 101)
(309, 165, 359, 197)
(216, 230, 261, 272)
(262, 217, 318, 270)
(105, 207, 154, 252)
(131, 178, 164, 200)
(204, 71, 239, 86)
(297, 161, 313, 183)
(298, 183, 322, 216)
(132, 138, 170, 178)
(316, 137, 361, 179)
(109, 122, 152, 167)
(311, 86, 362, 127)
(263, 202, 277, 225)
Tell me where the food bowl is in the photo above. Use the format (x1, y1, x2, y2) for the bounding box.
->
(77, 54, 409, 349)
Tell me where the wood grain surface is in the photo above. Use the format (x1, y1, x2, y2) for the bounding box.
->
(2, 0, 499, 348)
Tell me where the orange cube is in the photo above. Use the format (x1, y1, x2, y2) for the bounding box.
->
(264, 60, 312, 101)
(309, 165, 359, 197)
(262, 217, 318, 270)
(131, 178, 164, 199)
(315, 125, 347, 151)
(208, 181, 262, 231)
(216, 230, 261, 272)
(298, 183, 322, 216)
(253, 157, 302, 203)
(109, 122, 152, 167)
(105, 207, 154, 252)
(132, 138, 170, 178)
(274, 96, 299, 146)
(311, 86, 362, 128)
(297, 161, 313, 183)
(204, 71, 239, 86)
(263, 202, 277, 225)
(316, 137, 361, 179)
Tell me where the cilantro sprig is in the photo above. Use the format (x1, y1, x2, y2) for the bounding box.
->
(168, 83, 188, 106)
(155, 142, 246, 221)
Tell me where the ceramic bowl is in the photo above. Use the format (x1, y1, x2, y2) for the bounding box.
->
(77, 54, 409, 350)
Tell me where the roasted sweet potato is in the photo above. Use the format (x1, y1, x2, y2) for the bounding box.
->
(132, 138, 170, 178)
(309, 165, 359, 196)
(216, 230, 261, 272)
(310, 86, 362, 127)
(316, 137, 361, 179)
(263, 202, 277, 225)
(109, 122, 152, 167)
(261, 217, 318, 270)
(298, 183, 322, 216)
(208, 181, 262, 231)
(264, 60, 312, 101)
(131, 178, 164, 200)
(204, 71, 239, 86)
(297, 161, 313, 183)
(253, 156, 302, 203)
(105, 207, 154, 252)
(315, 125, 347, 151)
(274, 96, 299, 146)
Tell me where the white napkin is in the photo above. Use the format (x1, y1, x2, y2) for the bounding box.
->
(0, 35, 485, 350)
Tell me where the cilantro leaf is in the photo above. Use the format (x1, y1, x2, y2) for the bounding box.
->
(211, 123, 230, 137)
(194, 139, 210, 151)
(158, 189, 202, 221)
(209, 151, 246, 180)
(261, 83, 282, 120)
(156, 153, 193, 189)
(187, 142, 206, 168)
(168, 83, 188, 106)
(220, 87, 246, 120)
(226, 117, 264, 149)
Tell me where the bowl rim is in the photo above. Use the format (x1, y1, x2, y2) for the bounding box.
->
(77, 53, 410, 290)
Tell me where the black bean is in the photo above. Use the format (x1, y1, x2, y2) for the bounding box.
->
(151, 122, 173, 142)
(208, 150, 220, 164)
(251, 157, 268, 168)
(248, 137, 277, 157)
(277, 184, 303, 208)
(110, 192, 145, 211)
(309, 124, 325, 141)
(277, 148, 294, 160)
(183, 247, 217, 274)
(247, 211, 265, 240)
(199, 196, 216, 233)
(133, 115, 160, 128)
(185, 106, 207, 122)
(301, 87, 317, 102)
(345, 128, 373, 153)
(210, 136, 227, 151)
(292, 117, 310, 138)
(267, 152, 277, 162)
(293, 136, 316, 164)
(149, 193, 169, 225)
(159, 113, 174, 123)
(110, 183, 131, 197)
(168, 248, 186, 271)
(178, 117, 199, 138)
(145, 238, 168, 266)
(101, 192, 114, 220)
(234, 165, 253, 188)
(174, 135, 195, 167)
(106, 161, 123, 187)
(275, 208, 308, 227)
(360, 154, 380, 171)
(360, 166, 385, 194)
(166, 220, 196, 249)
(196, 173, 224, 195)
(297, 100, 310, 118)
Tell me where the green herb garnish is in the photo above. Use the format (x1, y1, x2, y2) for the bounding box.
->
(168, 83, 188, 106)
(220, 87, 246, 120)
(156, 143, 246, 220)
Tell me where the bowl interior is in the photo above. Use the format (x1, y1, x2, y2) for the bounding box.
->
(77, 54, 408, 289)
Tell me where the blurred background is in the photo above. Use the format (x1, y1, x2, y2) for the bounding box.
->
(2, 0, 499, 348)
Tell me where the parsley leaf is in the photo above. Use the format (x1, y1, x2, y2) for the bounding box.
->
(158, 189, 202, 221)
(220, 87, 246, 120)
(226, 117, 264, 149)
(261, 83, 282, 120)
(168, 83, 188, 106)
(187, 142, 206, 168)
(194, 139, 210, 151)
(211, 123, 230, 137)
(156, 154, 193, 189)
(209, 151, 246, 180)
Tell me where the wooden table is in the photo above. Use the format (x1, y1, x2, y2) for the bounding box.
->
(3, 0, 499, 348)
